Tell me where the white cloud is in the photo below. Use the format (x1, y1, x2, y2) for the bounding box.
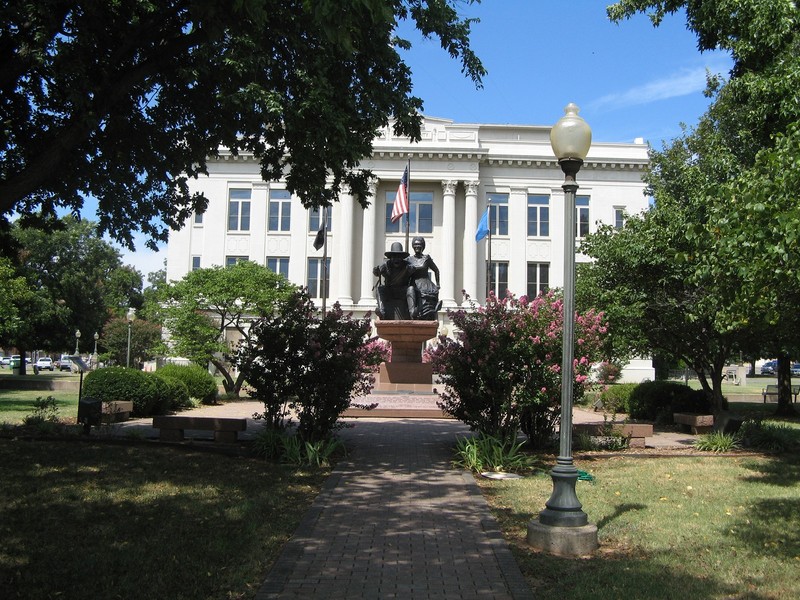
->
(588, 65, 720, 113)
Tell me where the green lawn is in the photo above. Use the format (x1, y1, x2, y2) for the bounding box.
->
(0, 388, 79, 424)
(0, 438, 326, 599)
(481, 452, 800, 599)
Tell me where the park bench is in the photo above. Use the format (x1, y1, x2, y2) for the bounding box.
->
(152, 415, 247, 443)
(673, 413, 714, 434)
(762, 384, 799, 403)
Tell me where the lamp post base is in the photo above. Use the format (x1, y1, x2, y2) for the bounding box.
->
(526, 519, 599, 557)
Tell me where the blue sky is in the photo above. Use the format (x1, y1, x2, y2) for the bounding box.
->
(120, 0, 732, 277)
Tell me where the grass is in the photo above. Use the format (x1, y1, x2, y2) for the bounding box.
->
(479, 452, 800, 599)
(0, 438, 326, 599)
(0, 388, 79, 424)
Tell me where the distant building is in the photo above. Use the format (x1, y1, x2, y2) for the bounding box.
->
(166, 115, 653, 380)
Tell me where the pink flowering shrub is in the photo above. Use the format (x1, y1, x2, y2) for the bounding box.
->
(428, 290, 607, 446)
(238, 289, 387, 442)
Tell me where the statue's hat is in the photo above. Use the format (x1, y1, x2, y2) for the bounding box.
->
(384, 241, 409, 258)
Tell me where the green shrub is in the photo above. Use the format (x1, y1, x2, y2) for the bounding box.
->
(83, 367, 161, 417)
(251, 428, 344, 467)
(157, 363, 218, 404)
(740, 420, 800, 452)
(694, 431, 741, 453)
(596, 383, 638, 414)
(628, 380, 711, 423)
(154, 374, 192, 411)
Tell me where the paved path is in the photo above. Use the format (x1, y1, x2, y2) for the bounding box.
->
(255, 418, 534, 599)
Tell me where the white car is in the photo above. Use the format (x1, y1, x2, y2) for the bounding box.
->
(35, 357, 54, 371)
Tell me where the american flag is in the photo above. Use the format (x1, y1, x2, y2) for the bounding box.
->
(391, 166, 409, 223)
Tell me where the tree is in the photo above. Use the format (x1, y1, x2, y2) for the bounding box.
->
(2, 217, 136, 373)
(609, 0, 800, 416)
(100, 317, 162, 368)
(1, 0, 485, 249)
(161, 261, 296, 396)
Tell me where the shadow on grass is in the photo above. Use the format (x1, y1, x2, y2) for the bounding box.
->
(595, 502, 647, 530)
(0, 438, 326, 600)
(727, 497, 800, 562)
(739, 454, 800, 486)
(514, 548, 774, 600)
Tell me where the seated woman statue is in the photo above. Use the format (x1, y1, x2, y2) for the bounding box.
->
(407, 236, 441, 320)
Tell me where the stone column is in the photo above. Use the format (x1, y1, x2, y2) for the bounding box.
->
(358, 179, 379, 306)
(440, 180, 458, 307)
(462, 180, 480, 305)
(337, 192, 354, 306)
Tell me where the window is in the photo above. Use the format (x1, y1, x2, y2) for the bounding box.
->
(193, 211, 204, 226)
(309, 208, 333, 232)
(307, 257, 331, 299)
(225, 255, 249, 266)
(576, 195, 590, 238)
(269, 189, 292, 232)
(527, 263, 550, 298)
(191, 256, 201, 271)
(487, 193, 508, 236)
(488, 261, 509, 298)
(227, 189, 251, 231)
(267, 257, 290, 278)
(527, 195, 550, 237)
(614, 207, 625, 230)
(385, 191, 433, 234)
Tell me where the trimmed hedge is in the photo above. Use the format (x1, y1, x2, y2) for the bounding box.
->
(628, 380, 712, 423)
(155, 375, 192, 411)
(156, 363, 218, 404)
(82, 367, 160, 417)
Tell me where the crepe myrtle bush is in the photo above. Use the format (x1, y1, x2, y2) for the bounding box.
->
(428, 290, 607, 446)
(238, 288, 388, 442)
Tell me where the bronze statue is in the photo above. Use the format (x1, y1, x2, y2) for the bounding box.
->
(407, 236, 441, 320)
(373, 242, 415, 320)
(373, 238, 441, 320)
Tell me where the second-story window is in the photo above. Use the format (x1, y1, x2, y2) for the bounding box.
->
(527, 195, 550, 237)
(269, 189, 292, 232)
(227, 189, 251, 231)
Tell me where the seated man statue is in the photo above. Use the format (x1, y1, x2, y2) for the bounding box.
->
(373, 242, 415, 320)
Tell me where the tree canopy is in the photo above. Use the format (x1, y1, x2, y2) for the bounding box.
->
(161, 261, 296, 395)
(606, 0, 800, 415)
(1, 0, 485, 250)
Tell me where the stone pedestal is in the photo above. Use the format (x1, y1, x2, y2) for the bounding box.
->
(374, 320, 438, 392)
(526, 520, 599, 557)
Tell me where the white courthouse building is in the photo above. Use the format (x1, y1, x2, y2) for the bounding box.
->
(166, 115, 653, 380)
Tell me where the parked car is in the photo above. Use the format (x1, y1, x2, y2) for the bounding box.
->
(58, 354, 73, 371)
(35, 357, 54, 371)
(792, 363, 800, 377)
(0, 356, 10, 367)
(760, 360, 777, 375)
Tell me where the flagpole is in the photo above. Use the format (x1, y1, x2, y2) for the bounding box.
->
(486, 202, 492, 300)
(404, 158, 411, 253)
(321, 205, 328, 317)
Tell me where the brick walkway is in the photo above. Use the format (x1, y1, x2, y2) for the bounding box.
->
(255, 418, 534, 599)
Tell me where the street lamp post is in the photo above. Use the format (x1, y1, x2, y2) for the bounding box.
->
(527, 103, 598, 556)
(74, 329, 81, 355)
(126, 308, 135, 368)
(93, 332, 99, 368)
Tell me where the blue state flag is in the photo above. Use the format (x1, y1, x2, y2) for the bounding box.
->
(475, 207, 490, 241)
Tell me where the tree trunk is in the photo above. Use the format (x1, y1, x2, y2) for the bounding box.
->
(775, 354, 799, 417)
